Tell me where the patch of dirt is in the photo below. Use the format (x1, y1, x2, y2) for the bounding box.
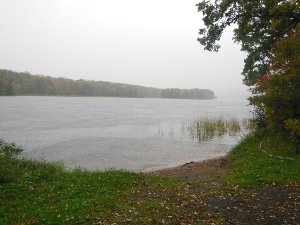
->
(148, 156, 228, 182)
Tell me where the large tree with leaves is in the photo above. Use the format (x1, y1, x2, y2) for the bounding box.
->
(197, 0, 300, 149)
(197, 0, 300, 83)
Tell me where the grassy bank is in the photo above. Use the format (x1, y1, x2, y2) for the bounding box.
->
(225, 131, 300, 185)
(0, 140, 217, 224)
(0, 163, 228, 225)
(0, 132, 299, 224)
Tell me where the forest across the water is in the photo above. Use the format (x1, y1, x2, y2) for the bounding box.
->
(0, 69, 215, 99)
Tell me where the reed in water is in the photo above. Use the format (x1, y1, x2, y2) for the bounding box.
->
(186, 116, 253, 141)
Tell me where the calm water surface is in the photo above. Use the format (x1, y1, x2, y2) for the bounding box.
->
(0, 97, 251, 171)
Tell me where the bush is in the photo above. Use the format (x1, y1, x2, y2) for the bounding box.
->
(0, 139, 23, 183)
(0, 139, 23, 159)
(284, 119, 300, 153)
(250, 105, 266, 128)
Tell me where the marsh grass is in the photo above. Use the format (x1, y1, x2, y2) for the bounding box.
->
(186, 116, 253, 141)
(226, 118, 241, 135)
(242, 117, 256, 130)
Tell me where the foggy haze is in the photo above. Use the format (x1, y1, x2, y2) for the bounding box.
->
(0, 0, 250, 99)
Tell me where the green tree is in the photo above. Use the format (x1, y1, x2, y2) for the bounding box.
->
(197, 0, 300, 150)
(197, 0, 300, 83)
(249, 26, 300, 149)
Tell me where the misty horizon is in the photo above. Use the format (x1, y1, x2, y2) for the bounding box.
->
(0, 0, 249, 99)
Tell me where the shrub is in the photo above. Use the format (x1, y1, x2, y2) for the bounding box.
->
(250, 105, 266, 129)
(284, 119, 300, 153)
(0, 139, 23, 159)
(0, 139, 23, 183)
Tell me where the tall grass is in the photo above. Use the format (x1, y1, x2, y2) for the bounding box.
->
(242, 117, 256, 130)
(186, 116, 253, 141)
(226, 118, 241, 134)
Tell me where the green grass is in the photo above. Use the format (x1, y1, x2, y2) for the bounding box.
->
(0, 160, 142, 224)
(1, 131, 299, 224)
(224, 131, 300, 185)
(0, 157, 224, 225)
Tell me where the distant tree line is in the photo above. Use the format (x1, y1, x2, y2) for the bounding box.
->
(0, 69, 215, 99)
(161, 88, 214, 99)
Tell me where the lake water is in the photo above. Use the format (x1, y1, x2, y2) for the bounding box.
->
(0, 96, 251, 172)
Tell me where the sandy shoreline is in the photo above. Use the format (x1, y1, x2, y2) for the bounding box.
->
(145, 156, 228, 182)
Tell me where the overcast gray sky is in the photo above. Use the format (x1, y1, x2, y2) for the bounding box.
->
(0, 0, 250, 98)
